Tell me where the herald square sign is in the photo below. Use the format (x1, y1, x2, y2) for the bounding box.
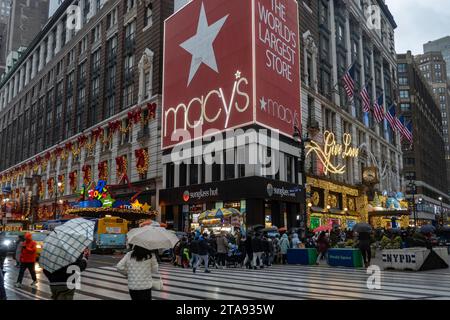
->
(162, 0, 301, 149)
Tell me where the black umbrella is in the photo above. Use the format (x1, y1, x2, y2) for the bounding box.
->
(261, 227, 278, 233)
(420, 225, 436, 234)
(352, 223, 372, 233)
(251, 224, 265, 231)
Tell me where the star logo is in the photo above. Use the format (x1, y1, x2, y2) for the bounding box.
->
(260, 97, 267, 111)
(180, 2, 229, 86)
(235, 71, 241, 79)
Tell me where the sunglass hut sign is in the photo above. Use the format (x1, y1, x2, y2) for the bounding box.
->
(162, 0, 301, 149)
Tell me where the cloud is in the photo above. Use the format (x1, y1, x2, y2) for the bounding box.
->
(385, 0, 450, 54)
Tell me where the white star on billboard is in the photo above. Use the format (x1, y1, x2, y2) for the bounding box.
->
(180, 2, 229, 86)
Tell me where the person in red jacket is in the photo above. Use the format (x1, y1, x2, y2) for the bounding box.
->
(15, 233, 37, 288)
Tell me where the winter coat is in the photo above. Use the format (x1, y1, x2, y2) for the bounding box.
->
(216, 236, 229, 254)
(252, 237, 264, 253)
(244, 236, 253, 254)
(116, 252, 162, 291)
(20, 233, 37, 263)
(279, 234, 290, 254)
(43, 255, 88, 287)
(190, 239, 200, 255)
(197, 237, 210, 256)
(357, 232, 371, 248)
(317, 236, 330, 253)
(291, 233, 301, 248)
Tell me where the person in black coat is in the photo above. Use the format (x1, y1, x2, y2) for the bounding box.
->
(243, 234, 254, 269)
(252, 233, 264, 269)
(193, 234, 211, 273)
(43, 251, 89, 300)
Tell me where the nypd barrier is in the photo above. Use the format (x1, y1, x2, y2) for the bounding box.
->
(382, 248, 449, 271)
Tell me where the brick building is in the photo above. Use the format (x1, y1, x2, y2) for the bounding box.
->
(398, 51, 449, 224)
(0, 0, 174, 224)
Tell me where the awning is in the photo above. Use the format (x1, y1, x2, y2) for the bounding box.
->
(369, 210, 409, 217)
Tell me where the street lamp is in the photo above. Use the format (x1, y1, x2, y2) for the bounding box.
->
(439, 196, 444, 226)
(54, 181, 62, 219)
(293, 126, 311, 237)
(408, 180, 418, 228)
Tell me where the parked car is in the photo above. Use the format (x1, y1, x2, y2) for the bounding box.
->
(0, 231, 24, 254)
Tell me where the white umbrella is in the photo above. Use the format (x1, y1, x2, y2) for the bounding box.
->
(127, 226, 179, 251)
(39, 218, 95, 273)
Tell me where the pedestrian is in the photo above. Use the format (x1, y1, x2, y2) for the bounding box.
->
(357, 232, 372, 268)
(316, 231, 330, 265)
(116, 245, 163, 300)
(193, 233, 211, 273)
(272, 235, 280, 264)
(262, 236, 272, 266)
(14, 235, 25, 267)
(15, 233, 37, 288)
(189, 235, 200, 268)
(291, 233, 301, 249)
(279, 234, 290, 264)
(243, 233, 254, 269)
(43, 250, 89, 300)
(216, 232, 229, 269)
(0, 266, 6, 300)
(252, 233, 264, 269)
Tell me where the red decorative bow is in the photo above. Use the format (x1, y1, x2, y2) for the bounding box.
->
(148, 103, 157, 119)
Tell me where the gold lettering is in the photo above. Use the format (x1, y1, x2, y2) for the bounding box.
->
(306, 131, 359, 175)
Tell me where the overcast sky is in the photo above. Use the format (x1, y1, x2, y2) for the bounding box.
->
(385, 0, 450, 54)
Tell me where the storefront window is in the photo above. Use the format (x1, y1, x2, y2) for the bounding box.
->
(265, 202, 272, 228)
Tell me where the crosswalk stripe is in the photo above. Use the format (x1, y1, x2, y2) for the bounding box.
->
(157, 265, 447, 299)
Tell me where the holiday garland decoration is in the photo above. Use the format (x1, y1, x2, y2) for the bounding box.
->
(58, 174, 65, 194)
(82, 164, 92, 186)
(38, 181, 44, 199)
(135, 148, 149, 176)
(116, 155, 128, 181)
(98, 161, 109, 182)
(47, 177, 55, 198)
(0, 104, 160, 184)
(69, 171, 78, 193)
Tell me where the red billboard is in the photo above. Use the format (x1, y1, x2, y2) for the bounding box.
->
(162, 0, 301, 149)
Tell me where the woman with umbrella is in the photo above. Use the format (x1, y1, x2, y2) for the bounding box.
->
(315, 231, 330, 265)
(116, 245, 163, 300)
(353, 223, 373, 268)
(117, 224, 177, 299)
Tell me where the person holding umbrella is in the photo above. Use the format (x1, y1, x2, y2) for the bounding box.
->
(116, 245, 163, 300)
(39, 218, 96, 299)
(353, 223, 373, 268)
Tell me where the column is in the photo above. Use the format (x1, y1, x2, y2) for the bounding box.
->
(370, 48, 379, 136)
(380, 61, 388, 141)
(110, 132, 120, 184)
(55, 22, 63, 54)
(46, 33, 54, 64)
(329, 0, 339, 105)
(18, 68, 24, 92)
(25, 59, 31, 86)
(66, 153, 72, 196)
(39, 43, 45, 72)
(31, 51, 38, 79)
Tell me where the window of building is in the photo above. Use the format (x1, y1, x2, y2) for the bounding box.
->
(398, 77, 408, 85)
(107, 7, 118, 29)
(399, 90, 409, 99)
(400, 103, 411, 112)
(92, 24, 101, 44)
(144, 3, 153, 28)
(398, 63, 407, 73)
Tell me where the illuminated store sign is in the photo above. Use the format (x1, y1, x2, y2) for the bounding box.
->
(162, 0, 301, 149)
(306, 131, 360, 175)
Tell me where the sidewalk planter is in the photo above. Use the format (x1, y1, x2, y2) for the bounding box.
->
(327, 248, 363, 268)
(382, 247, 449, 271)
(287, 248, 318, 265)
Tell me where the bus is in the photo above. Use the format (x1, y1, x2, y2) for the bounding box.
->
(90, 216, 128, 252)
(41, 217, 128, 253)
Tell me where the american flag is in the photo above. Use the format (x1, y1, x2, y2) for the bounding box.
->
(386, 105, 397, 131)
(343, 64, 356, 100)
(360, 85, 371, 113)
(398, 116, 411, 141)
(405, 121, 413, 143)
(373, 95, 385, 123)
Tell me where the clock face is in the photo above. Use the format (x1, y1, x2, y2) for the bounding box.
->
(363, 168, 377, 183)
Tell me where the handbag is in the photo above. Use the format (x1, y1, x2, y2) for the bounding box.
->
(153, 278, 164, 291)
